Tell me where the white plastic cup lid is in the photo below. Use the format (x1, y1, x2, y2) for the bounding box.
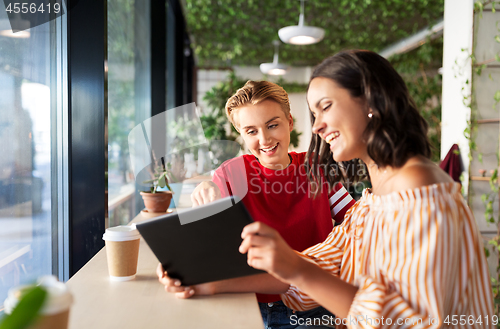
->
(102, 225, 140, 242)
(4, 275, 73, 315)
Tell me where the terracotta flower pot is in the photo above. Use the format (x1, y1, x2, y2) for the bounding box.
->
(140, 191, 173, 213)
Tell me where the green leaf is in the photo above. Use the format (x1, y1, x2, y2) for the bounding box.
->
(496, 35, 500, 44)
(491, 169, 498, 182)
(475, 1, 484, 17)
(474, 1, 483, 12)
(158, 173, 166, 188)
(475, 64, 487, 75)
(484, 247, 490, 258)
(0, 286, 47, 329)
(494, 91, 500, 104)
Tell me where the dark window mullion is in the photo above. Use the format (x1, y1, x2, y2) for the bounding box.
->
(66, 0, 106, 277)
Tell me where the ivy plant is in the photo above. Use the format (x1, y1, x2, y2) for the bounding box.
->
(465, 0, 500, 318)
(184, 0, 444, 68)
(389, 37, 443, 163)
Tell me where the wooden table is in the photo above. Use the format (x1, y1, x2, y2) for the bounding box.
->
(66, 218, 264, 329)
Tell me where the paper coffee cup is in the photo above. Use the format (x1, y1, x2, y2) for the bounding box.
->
(4, 276, 73, 329)
(102, 225, 141, 281)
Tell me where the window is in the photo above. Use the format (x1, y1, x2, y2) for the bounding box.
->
(0, 7, 64, 306)
(107, 0, 151, 226)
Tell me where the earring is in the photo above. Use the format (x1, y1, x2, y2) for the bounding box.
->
(368, 113, 373, 118)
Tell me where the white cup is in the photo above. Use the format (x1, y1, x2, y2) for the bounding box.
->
(102, 225, 141, 281)
(4, 276, 73, 329)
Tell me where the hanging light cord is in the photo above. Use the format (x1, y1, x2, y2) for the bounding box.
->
(272, 40, 280, 64)
(298, 0, 305, 26)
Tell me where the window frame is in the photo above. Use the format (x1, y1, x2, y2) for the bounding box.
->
(66, 0, 106, 277)
(62, 0, 193, 278)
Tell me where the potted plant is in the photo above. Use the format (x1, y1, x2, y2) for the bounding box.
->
(140, 155, 174, 214)
(140, 151, 187, 213)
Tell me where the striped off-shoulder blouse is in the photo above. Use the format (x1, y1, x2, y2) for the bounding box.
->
(281, 182, 495, 328)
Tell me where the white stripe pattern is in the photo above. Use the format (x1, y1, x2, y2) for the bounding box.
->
(332, 195, 353, 216)
(329, 186, 348, 206)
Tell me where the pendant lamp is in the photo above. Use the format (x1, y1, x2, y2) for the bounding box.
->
(278, 0, 324, 45)
(260, 40, 289, 76)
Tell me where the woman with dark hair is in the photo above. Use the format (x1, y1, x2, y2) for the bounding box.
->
(240, 50, 495, 328)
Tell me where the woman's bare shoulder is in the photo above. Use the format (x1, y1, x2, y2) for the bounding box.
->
(391, 157, 453, 192)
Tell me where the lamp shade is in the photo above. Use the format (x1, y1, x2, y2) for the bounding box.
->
(260, 40, 289, 75)
(259, 62, 289, 76)
(278, 25, 324, 45)
(278, 1, 324, 45)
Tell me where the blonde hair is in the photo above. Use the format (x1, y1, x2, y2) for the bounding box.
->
(225, 80, 291, 130)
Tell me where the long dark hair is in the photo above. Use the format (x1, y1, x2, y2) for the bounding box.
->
(305, 50, 431, 192)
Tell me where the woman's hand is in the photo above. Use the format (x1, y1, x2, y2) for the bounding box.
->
(190, 181, 221, 207)
(239, 222, 305, 284)
(156, 263, 215, 298)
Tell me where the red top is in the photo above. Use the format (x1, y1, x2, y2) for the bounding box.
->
(212, 152, 355, 303)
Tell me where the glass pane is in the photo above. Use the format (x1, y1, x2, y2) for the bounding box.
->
(107, 0, 151, 226)
(0, 11, 55, 308)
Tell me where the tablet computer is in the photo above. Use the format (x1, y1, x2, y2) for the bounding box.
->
(136, 196, 264, 286)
